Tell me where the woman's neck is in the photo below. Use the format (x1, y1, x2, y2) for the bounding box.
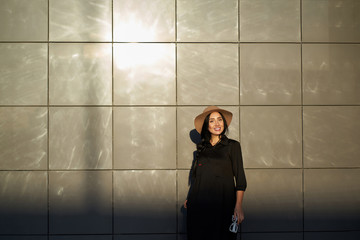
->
(210, 135, 221, 146)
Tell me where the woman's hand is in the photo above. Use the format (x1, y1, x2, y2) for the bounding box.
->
(234, 204, 244, 224)
(184, 200, 188, 209)
(234, 190, 245, 224)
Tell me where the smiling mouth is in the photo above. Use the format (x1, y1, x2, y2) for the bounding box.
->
(214, 128, 221, 131)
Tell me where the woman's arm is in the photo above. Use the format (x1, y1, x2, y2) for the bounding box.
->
(230, 141, 247, 224)
(234, 190, 245, 224)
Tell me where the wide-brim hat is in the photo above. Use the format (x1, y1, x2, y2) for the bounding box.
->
(194, 106, 233, 134)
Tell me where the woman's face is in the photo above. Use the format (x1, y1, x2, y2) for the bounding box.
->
(208, 112, 224, 136)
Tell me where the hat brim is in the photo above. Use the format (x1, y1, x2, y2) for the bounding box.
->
(194, 107, 233, 134)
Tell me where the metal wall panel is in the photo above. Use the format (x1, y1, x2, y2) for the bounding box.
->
(0, 43, 47, 105)
(0, 0, 359, 238)
(302, 0, 360, 42)
(0, 107, 47, 170)
(49, 171, 112, 234)
(240, 0, 300, 42)
(177, 0, 238, 42)
(49, 0, 112, 41)
(0, 171, 47, 234)
(114, 170, 176, 233)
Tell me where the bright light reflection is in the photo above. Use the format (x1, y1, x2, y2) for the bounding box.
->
(117, 14, 156, 42)
(115, 44, 168, 70)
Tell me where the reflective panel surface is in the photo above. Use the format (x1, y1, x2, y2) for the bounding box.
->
(114, 170, 176, 233)
(242, 169, 303, 232)
(0, 0, 47, 41)
(49, 107, 112, 170)
(49, 171, 112, 234)
(303, 106, 360, 168)
(115, 235, 176, 240)
(0, 237, 47, 240)
(49, 43, 112, 105)
(0, 171, 47, 234)
(113, 0, 175, 42)
(240, 44, 301, 105)
(304, 169, 360, 231)
(50, 237, 112, 240)
(49, 0, 112, 41)
(177, 44, 239, 105)
(177, 0, 238, 42)
(114, 43, 176, 105)
(0, 0, 359, 238)
(241, 106, 302, 168)
(242, 233, 303, 240)
(304, 231, 360, 240)
(0, 43, 47, 105)
(240, 0, 300, 42)
(303, 44, 360, 105)
(0, 107, 47, 170)
(302, 0, 360, 42)
(114, 107, 176, 169)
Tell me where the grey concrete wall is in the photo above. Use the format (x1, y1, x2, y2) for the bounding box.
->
(0, 0, 359, 239)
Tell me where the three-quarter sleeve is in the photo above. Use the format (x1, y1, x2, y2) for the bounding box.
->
(230, 141, 247, 191)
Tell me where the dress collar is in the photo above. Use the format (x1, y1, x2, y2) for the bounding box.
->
(205, 135, 229, 146)
(219, 135, 229, 145)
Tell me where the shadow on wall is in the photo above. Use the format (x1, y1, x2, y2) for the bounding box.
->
(1, 129, 360, 237)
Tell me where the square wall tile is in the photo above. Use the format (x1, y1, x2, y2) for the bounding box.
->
(0, 237, 47, 240)
(49, 43, 112, 105)
(0, 171, 47, 234)
(240, 44, 301, 105)
(177, 106, 239, 169)
(177, 0, 238, 42)
(303, 106, 360, 168)
(49, 171, 112, 234)
(114, 107, 176, 169)
(304, 169, 360, 231)
(49, 0, 112, 41)
(113, 0, 175, 42)
(242, 169, 303, 232)
(0, 0, 47, 41)
(303, 44, 360, 105)
(178, 170, 190, 233)
(0, 107, 47, 170)
(302, 0, 360, 42)
(114, 170, 177, 233)
(115, 235, 176, 240)
(240, 106, 302, 168)
(242, 232, 303, 240)
(305, 232, 360, 240)
(177, 44, 239, 105)
(240, 0, 300, 42)
(49, 107, 112, 170)
(50, 236, 112, 240)
(0, 43, 47, 105)
(114, 43, 176, 105)
(178, 234, 187, 240)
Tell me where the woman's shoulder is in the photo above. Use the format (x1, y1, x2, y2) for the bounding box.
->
(224, 136, 241, 146)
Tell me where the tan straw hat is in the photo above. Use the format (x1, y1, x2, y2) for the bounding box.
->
(194, 106, 233, 134)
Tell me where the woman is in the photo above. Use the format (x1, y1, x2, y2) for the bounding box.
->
(184, 106, 247, 240)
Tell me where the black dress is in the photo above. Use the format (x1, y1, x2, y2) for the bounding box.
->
(186, 136, 247, 240)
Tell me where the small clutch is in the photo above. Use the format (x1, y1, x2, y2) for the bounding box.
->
(229, 215, 239, 233)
